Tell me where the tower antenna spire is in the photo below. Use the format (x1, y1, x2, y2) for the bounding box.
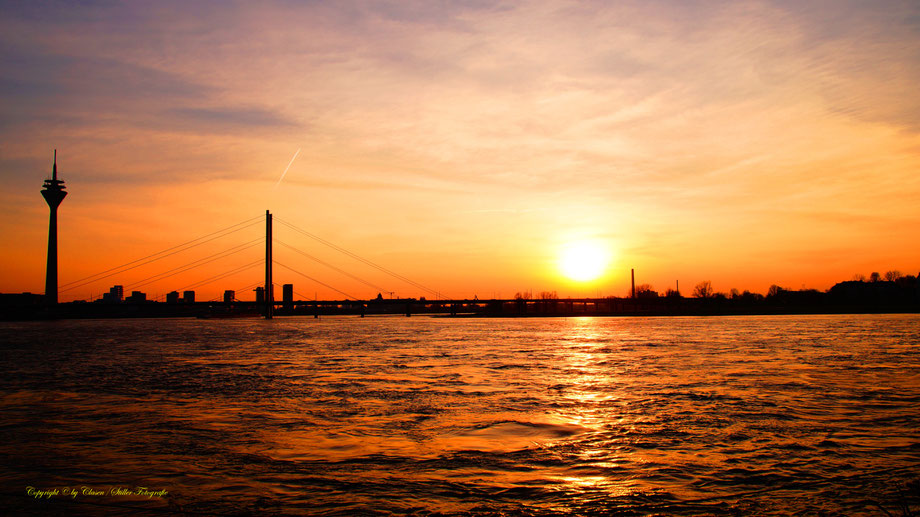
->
(41, 149, 67, 305)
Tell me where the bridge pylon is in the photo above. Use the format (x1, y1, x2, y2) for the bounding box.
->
(265, 209, 273, 319)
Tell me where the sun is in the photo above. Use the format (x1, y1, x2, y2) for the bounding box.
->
(559, 240, 610, 282)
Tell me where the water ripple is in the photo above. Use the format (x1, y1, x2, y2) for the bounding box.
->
(1, 314, 919, 515)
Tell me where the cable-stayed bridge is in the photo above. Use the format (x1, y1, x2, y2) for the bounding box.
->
(38, 210, 662, 319)
(55, 210, 445, 316)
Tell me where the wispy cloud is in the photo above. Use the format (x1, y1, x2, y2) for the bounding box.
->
(2, 0, 920, 297)
(168, 107, 298, 131)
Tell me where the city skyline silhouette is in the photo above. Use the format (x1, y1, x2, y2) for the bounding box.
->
(4, 148, 914, 313)
(4, 159, 915, 320)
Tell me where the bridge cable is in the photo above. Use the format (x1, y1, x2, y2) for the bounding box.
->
(176, 260, 264, 292)
(203, 280, 264, 302)
(273, 260, 357, 300)
(230, 280, 265, 300)
(60, 215, 263, 293)
(125, 238, 264, 291)
(274, 217, 436, 296)
(292, 290, 313, 301)
(274, 216, 443, 298)
(60, 214, 262, 288)
(274, 239, 389, 294)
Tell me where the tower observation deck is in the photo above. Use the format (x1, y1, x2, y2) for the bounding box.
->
(41, 150, 67, 305)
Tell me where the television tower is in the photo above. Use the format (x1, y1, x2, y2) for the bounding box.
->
(41, 150, 67, 305)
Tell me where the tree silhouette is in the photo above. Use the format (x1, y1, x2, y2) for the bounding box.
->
(693, 281, 713, 298)
(885, 270, 903, 282)
(635, 284, 657, 298)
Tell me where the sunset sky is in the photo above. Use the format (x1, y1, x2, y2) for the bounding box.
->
(2, 0, 919, 302)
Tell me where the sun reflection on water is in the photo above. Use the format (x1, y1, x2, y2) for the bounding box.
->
(539, 318, 644, 500)
(3, 316, 919, 514)
(553, 318, 620, 426)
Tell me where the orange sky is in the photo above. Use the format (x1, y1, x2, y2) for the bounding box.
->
(2, 1, 919, 302)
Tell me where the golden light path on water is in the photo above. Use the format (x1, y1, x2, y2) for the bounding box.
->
(1, 314, 919, 515)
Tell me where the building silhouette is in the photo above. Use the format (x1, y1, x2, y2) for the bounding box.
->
(126, 291, 146, 303)
(283, 284, 293, 310)
(41, 150, 67, 305)
(223, 290, 235, 303)
(166, 291, 180, 304)
(102, 285, 124, 303)
(183, 290, 195, 303)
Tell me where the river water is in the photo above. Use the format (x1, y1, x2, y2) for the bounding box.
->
(1, 314, 918, 515)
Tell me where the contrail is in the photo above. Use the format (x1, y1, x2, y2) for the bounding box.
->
(274, 147, 301, 188)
